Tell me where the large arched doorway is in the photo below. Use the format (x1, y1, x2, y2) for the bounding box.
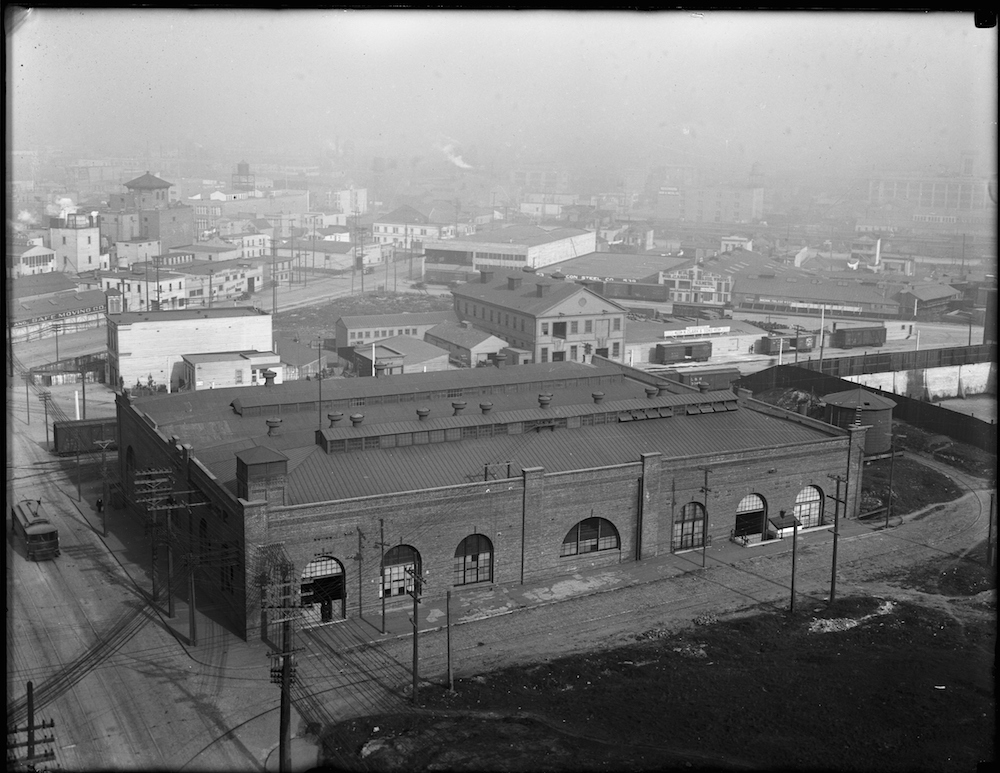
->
(794, 486, 824, 528)
(454, 534, 493, 586)
(381, 545, 421, 599)
(301, 556, 346, 626)
(673, 501, 706, 552)
(734, 494, 767, 544)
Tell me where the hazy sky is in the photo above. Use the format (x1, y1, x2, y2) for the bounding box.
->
(7, 8, 998, 174)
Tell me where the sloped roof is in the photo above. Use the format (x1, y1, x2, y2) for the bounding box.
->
(358, 335, 450, 362)
(451, 269, 626, 316)
(377, 205, 431, 225)
(823, 388, 897, 410)
(901, 284, 963, 302)
(12, 272, 77, 299)
(425, 321, 506, 349)
(338, 311, 456, 329)
(124, 172, 173, 190)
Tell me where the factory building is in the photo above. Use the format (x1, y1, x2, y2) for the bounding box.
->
(114, 360, 866, 640)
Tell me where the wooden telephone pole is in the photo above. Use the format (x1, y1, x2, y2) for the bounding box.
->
(405, 566, 425, 704)
(263, 561, 302, 773)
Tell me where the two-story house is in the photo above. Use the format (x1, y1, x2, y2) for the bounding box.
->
(451, 270, 628, 364)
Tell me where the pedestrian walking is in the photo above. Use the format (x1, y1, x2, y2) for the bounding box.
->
(96, 498, 104, 513)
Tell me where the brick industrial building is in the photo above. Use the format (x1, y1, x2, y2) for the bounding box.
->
(114, 359, 866, 639)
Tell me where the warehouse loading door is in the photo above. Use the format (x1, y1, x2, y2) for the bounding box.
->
(301, 556, 346, 627)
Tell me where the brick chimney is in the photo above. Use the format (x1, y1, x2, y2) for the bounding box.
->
(480, 270, 494, 283)
(535, 283, 551, 297)
(508, 276, 522, 290)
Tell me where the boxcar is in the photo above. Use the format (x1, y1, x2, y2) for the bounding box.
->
(53, 418, 118, 456)
(663, 366, 742, 391)
(11, 500, 60, 561)
(655, 341, 713, 365)
(830, 326, 887, 349)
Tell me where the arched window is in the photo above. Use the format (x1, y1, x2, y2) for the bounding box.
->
(381, 545, 421, 598)
(734, 494, 767, 539)
(561, 517, 619, 557)
(673, 502, 706, 551)
(794, 486, 824, 529)
(454, 534, 493, 586)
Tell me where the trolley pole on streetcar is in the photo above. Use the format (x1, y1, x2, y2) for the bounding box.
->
(24, 373, 31, 424)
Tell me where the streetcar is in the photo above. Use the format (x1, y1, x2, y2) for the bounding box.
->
(11, 499, 60, 561)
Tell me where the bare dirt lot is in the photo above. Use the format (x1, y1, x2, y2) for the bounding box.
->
(327, 584, 994, 772)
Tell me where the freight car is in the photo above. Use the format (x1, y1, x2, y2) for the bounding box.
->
(655, 341, 712, 365)
(52, 418, 118, 456)
(830, 326, 886, 349)
(758, 333, 816, 355)
(661, 366, 742, 391)
(11, 499, 60, 561)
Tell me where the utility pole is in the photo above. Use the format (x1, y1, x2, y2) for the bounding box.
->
(377, 518, 388, 634)
(316, 337, 324, 428)
(94, 439, 114, 537)
(885, 442, 895, 530)
(827, 473, 847, 604)
(446, 590, 454, 691)
(53, 323, 60, 364)
(789, 511, 800, 613)
(272, 235, 279, 314)
(38, 391, 51, 450)
(24, 372, 31, 424)
(405, 566, 425, 704)
(700, 467, 712, 567)
(356, 526, 365, 619)
(264, 561, 301, 773)
(7, 681, 56, 769)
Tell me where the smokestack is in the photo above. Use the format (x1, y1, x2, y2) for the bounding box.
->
(416, 407, 430, 422)
(266, 418, 282, 437)
(327, 412, 344, 428)
(480, 402, 493, 415)
(592, 392, 605, 404)
(538, 393, 552, 409)
(452, 400, 467, 416)
(262, 369, 277, 387)
(350, 413, 364, 427)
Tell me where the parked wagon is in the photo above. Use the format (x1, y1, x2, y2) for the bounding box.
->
(52, 418, 118, 456)
(11, 500, 60, 561)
